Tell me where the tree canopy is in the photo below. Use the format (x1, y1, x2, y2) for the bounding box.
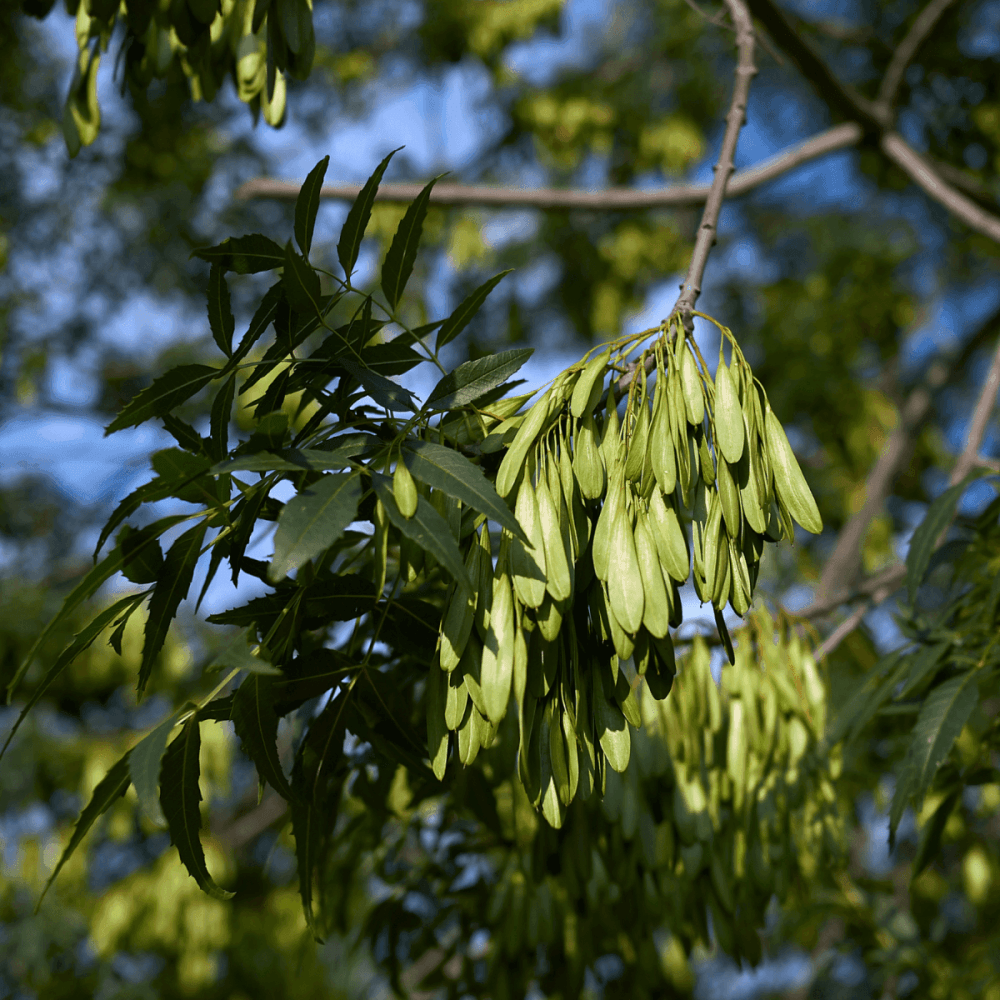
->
(2, 1, 1000, 998)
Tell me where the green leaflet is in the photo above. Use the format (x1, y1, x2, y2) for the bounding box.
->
(0, 591, 149, 761)
(139, 522, 208, 697)
(905, 470, 985, 604)
(435, 270, 514, 351)
(339, 356, 419, 412)
(159, 716, 234, 901)
(129, 709, 183, 827)
(9, 515, 187, 702)
(381, 176, 439, 309)
(105, 364, 221, 435)
(294, 155, 329, 257)
(764, 407, 822, 535)
(37, 751, 132, 908)
(426, 347, 532, 411)
(283, 240, 322, 316)
(337, 148, 400, 279)
(373, 474, 472, 596)
(207, 264, 235, 357)
(232, 674, 294, 799)
(888, 671, 980, 845)
(191, 233, 285, 274)
(403, 439, 526, 541)
(270, 472, 363, 582)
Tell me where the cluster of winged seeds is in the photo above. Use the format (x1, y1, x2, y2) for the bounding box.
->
(420, 317, 822, 826)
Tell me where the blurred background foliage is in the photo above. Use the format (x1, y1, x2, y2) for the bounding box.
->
(2, 0, 1000, 997)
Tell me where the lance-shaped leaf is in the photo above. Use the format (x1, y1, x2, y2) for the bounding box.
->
(1, 592, 148, 761)
(372, 473, 471, 596)
(139, 522, 208, 696)
(232, 675, 293, 799)
(159, 715, 234, 900)
(338, 148, 401, 279)
(212, 434, 378, 474)
(381, 176, 440, 309)
(339, 357, 418, 412)
(425, 348, 533, 411)
(291, 695, 350, 938)
(192, 233, 285, 274)
(269, 472, 362, 583)
(888, 671, 979, 846)
(207, 264, 234, 357)
(906, 469, 985, 604)
(130, 710, 182, 826)
(207, 627, 281, 675)
(295, 155, 329, 257)
(435, 270, 513, 350)
(105, 364, 220, 435)
(402, 440, 526, 542)
(9, 517, 187, 702)
(912, 789, 960, 876)
(283, 240, 322, 316)
(37, 751, 132, 908)
(229, 281, 284, 367)
(209, 375, 235, 462)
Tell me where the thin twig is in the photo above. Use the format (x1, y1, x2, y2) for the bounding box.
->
(234, 123, 859, 211)
(880, 133, 1000, 243)
(746, 0, 1000, 244)
(948, 333, 1000, 485)
(816, 603, 869, 659)
(876, 0, 960, 111)
(669, 0, 757, 330)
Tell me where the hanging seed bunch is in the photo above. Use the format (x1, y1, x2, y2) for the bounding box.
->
(427, 315, 823, 825)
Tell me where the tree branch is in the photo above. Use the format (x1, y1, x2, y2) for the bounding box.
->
(880, 133, 1000, 243)
(234, 123, 859, 211)
(948, 332, 1000, 485)
(670, 0, 757, 328)
(876, 0, 960, 112)
(746, 0, 1000, 244)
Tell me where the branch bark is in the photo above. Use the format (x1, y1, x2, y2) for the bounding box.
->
(876, 0, 960, 112)
(948, 332, 1000, 486)
(746, 0, 1000, 244)
(235, 123, 859, 211)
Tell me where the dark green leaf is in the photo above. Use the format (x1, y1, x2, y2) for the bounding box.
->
(373, 473, 471, 595)
(37, 751, 132, 908)
(425, 348, 533, 411)
(912, 789, 960, 876)
(232, 675, 293, 799)
(283, 240, 322, 316)
(9, 518, 186, 701)
(207, 264, 234, 357)
(161, 413, 206, 454)
(229, 282, 284, 366)
(195, 535, 229, 614)
(906, 470, 985, 603)
(192, 233, 285, 274)
(337, 148, 401, 279)
(291, 696, 350, 938)
(826, 650, 909, 748)
(228, 485, 270, 587)
(208, 627, 281, 675)
(105, 364, 220, 435)
(159, 716, 234, 900)
(209, 375, 236, 462)
(435, 269, 513, 350)
(119, 524, 164, 583)
(339, 357, 418, 412)
(403, 440, 526, 542)
(1, 592, 148, 761)
(214, 436, 378, 475)
(139, 522, 208, 696)
(360, 341, 426, 377)
(381, 176, 440, 309)
(150, 448, 221, 506)
(130, 710, 181, 826)
(906, 671, 979, 807)
(270, 472, 363, 582)
(897, 642, 950, 699)
(294, 155, 329, 257)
